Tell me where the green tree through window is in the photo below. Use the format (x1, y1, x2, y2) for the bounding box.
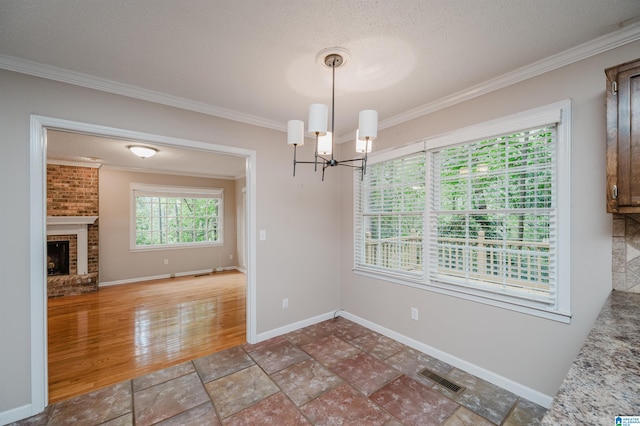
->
(429, 126, 555, 302)
(132, 184, 223, 248)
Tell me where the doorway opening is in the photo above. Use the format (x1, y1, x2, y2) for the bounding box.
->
(29, 115, 257, 407)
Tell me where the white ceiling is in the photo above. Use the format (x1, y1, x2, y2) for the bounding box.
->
(2, 0, 640, 177)
(46, 130, 248, 179)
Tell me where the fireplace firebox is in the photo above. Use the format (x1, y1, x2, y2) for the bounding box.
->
(47, 241, 69, 276)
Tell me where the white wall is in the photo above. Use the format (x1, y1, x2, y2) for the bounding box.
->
(99, 168, 238, 283)
(0, 69, 342, 418)
(339, 41, 640, 401)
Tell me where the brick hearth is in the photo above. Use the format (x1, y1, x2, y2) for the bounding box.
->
(47, 273, 99, 298)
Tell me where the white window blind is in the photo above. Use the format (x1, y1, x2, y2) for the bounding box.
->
(354, 151, 426, 279)
(428, 126, 557, 306)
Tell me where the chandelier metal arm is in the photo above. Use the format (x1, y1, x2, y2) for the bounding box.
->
(339, 154, 368, 181)
(335, 157, 364, 164)
(292, 143, 297, 176)
(314, 132, 319, 171)
(294, 160, 326, 165)
(294, 150, 368, 181)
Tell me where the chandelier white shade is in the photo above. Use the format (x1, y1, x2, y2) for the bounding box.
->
(287, 120, 304, 146)
(308, 104, 329, 135)
(128, 145, 157, 159)
(358, 110, 378, 140)
(317, 132, 332, 155)
(287, 50, 378, 180)
(355, 130, 373, 153)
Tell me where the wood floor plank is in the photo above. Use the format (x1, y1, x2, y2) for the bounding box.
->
(47, 271, 246, 403)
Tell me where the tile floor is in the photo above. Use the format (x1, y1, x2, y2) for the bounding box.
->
(12, 317, 547, 425)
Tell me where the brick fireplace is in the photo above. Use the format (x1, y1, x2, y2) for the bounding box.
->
(47, 164, 99, 297)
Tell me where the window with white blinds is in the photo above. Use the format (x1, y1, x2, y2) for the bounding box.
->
(353, 100, 571, 322)
(428, 126, 557, 306)
(354, 151, 426, 279)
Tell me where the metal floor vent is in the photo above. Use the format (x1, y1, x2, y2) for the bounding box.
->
(419, 369, 465, 395)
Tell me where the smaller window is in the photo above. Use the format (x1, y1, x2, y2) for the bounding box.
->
(131, 184, 223, 250)
(354, 150, 426, 280)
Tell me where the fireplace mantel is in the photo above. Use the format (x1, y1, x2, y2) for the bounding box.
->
(47, 216, 98, 226)
(47, 216, 97, 275)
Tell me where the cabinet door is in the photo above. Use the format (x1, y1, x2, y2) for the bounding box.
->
(606, 58, 640, 213)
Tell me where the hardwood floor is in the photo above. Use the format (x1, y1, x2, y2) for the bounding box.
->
(47, 271, 246, 403)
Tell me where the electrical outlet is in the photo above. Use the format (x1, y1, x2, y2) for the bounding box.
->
(282, 298, 288, 310)
(229, 254, 233, 260)
(411, 307, 419, 320)
(164, 259, 169, 265)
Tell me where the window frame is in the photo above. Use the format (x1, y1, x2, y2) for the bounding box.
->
(353, 144, 427, 282)
(130, 183, 224, 251)
(353, 100, 572, 323)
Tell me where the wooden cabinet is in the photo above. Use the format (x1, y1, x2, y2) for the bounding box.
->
(606, 58, 640, 213)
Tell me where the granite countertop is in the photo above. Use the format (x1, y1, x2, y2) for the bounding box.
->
(542, 291, 640, 425)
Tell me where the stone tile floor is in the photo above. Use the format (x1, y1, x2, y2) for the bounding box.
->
(12, 317, 546, 425)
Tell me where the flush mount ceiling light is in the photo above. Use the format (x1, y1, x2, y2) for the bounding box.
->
(287, 48, 378, 180)
(128, 145, 157, 159)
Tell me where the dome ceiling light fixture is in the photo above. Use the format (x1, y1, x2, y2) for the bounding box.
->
(128, 145, 158, 159)
(287, 48, 378, 181)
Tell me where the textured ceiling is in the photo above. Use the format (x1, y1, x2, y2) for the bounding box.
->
(1, 0, 640, 176)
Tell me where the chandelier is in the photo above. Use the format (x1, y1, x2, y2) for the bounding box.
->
(287, 50, 378, 180)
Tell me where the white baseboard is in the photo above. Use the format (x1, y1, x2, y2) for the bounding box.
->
(338, 311, 554, 408)
(255, 308, 553, 408)
(254, 310, 337, 343)
(0, 403, 38, 426)
(99, 266, 241, 287)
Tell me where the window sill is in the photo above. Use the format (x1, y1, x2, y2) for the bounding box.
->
(130, 242, 223, 252)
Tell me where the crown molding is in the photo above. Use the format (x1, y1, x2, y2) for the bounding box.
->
(2, 21, 639, 138)
(99, 163, 239, 180)
(47, 159, 101, 169)
(379, 21, 640, 131)
(0, 55, 285, 133)
(45, 159, 238, 180)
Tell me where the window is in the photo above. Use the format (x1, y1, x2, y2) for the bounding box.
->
(429, 127, 556, 304)
(354, 147, 426, 280)
(354, 100, 571, 322)
(131, 184, 223, 250)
